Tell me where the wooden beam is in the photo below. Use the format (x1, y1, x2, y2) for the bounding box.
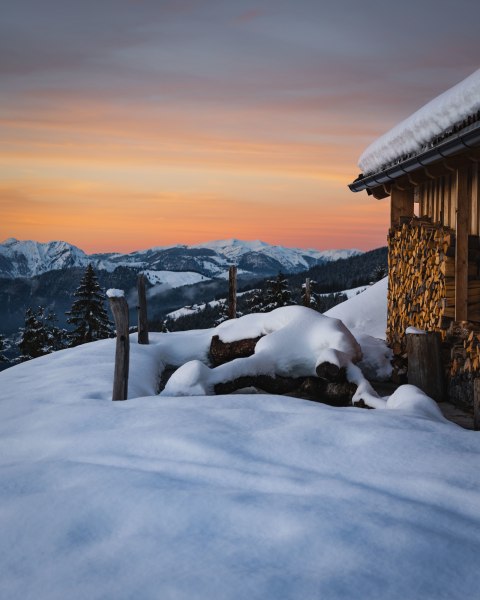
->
(371, 186, 390, 200)
(455, 166, 470, 321)
(390, 186, 414, 228)
(471, 163, 479, 235)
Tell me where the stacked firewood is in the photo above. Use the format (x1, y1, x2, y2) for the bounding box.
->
(387, 216, 480, 382)
(450, 325, 480, 375)
(387, 217, 454, 365)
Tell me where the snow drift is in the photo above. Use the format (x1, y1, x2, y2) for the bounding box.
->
(0, 328, 478, 600)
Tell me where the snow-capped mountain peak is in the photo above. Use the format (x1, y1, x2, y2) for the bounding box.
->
(0, 238, 90, 278)
(0, 238, 362, 280)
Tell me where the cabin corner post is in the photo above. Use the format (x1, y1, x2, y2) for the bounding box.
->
(455, 166, 470, 321)
(390, 186, 414, 228)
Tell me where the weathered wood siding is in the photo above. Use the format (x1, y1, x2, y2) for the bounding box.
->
(417, 163, 480, 234)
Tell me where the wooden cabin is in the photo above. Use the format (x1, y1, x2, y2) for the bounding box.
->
(349, 70, 480, 408)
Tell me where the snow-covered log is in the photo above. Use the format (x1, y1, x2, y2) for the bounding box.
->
(209, 334, 262, 366)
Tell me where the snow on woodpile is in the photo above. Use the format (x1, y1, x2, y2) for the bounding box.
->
(162, 306, 364, 397)
(359, 68, 480, 175)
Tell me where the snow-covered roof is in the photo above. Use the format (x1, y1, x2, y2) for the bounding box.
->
(358, 69, 480, 176)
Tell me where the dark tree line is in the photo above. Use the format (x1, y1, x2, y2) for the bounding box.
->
(158, 273, 349, 332)
(15, 264, 113, 363)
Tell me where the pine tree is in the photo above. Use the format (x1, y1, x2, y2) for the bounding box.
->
(66, 264, 112, 346)
(372, 264, 388, 282)
(18, 307, 68, 361)
(263, 272, 294, 312)
(44, 310, 68, 352)
(0, 334, 8, 363)
(245, 288, 267, 314)
(18, 308, 46, 361)
(214, 299, 229, 326)
(301, 279, 321, 310)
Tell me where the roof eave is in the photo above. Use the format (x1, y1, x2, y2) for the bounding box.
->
(349, 120, 480, 194)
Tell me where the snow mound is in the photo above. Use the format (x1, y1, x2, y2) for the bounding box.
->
(385, 384, 447, 421)
(359, 69, 480, 175)
(325, 278, 387, 340)
(325, 278, 391, 380)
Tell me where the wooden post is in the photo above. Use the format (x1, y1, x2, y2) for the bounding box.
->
(228, 265, 237, 319)
(471, 162, 480, 236)
(390, 186, 414, 228)
(137, 274, 149, 345)
(108, 293, 130, 401)
(455, 166, 469, 321)
(304, 278, 311, 307)
(406, 332, 445, 402)
(474, 379, 480, 431)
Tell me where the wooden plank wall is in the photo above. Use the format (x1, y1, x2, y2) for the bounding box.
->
(417, 164, 480, 234)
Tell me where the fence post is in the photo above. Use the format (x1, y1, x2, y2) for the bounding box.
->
(137, 274, 149, 345)
(228, 265, 237, 319)
(304, 278, 311, 307)
(107, 289, 130, 401)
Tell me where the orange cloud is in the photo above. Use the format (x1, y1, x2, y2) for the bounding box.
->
(0, 90, 388, 253)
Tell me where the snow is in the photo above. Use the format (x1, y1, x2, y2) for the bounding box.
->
(192, 238, 361, 268)
(385, 384, 446, 420)
(359, 69, 480, 175)
(1, 331, 479, 599)
(2, 275, 477, 597)
(324, 278, 392, 381)
(167, 300, 223, 320)
(325, 277, 387, 340)
(320, 284, 369, 299)
(0, 237, 89, 278)
(166, 292, 251, 321)
(406, 326, 426, 335)
(141, 269, 210, 287)
(106, 288, 124, 298)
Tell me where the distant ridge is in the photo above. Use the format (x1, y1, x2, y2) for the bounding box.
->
(0, 238, 362, 279)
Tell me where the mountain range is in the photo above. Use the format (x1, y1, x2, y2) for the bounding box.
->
(0, 238, 361, 280)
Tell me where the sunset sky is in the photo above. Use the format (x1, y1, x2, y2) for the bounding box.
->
(1, 0, 479, 253)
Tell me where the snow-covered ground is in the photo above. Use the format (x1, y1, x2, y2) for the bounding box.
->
(141, 269, 210, 287)
(320, 284, 369, 299)
(1, 278, 480, 599)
